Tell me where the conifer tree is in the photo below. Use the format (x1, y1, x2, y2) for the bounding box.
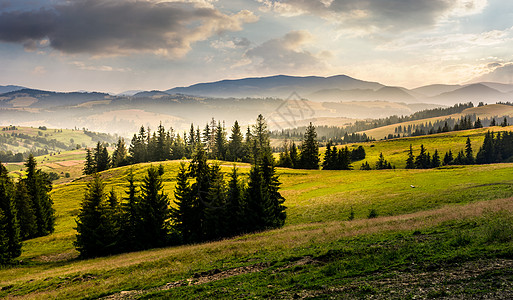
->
(13, 180, 36, 240)
(261, 154, 286, 228)
(74, 174, 117, 258)
(465, 137, 474, 164)
(83, 148, 96, 175)
(405, 145, 415, 169)
(431, 150, 440, 168)
(188, 144, 210, 240)
(414, 144, 430, 169)
(252, 115, 272, 164)
(95, 142, 110, 172)
(152, 122, 170, 161)
(289, 141, 299, 167)
(443, 150, 453, 165)
(227, 121, 244, 162)
(204, 164, 227, 239)
(298, 123, 319, 169)
(225, 167, 245, 236)
(360, 161, 371, 170)
(112, 138, 128, 168)
(0, 169, 21, 262)
(137, 167, 170, 249)
(213, 121, 227, 160)
(171, 163, 194, 243)
(322, 141, 333, 170)
(244, 163, 267, 231)
(23, 154, 54, 237)
(474, 118, 483, 129)
(501, 117, 509, 127)
(118, 170, 141, 252)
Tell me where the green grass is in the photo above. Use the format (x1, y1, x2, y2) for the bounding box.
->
(2, 129, 513, 298)
(0, 125, 115, 153)
(328, 126, 513, 169)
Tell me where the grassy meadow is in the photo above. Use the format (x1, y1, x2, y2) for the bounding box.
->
(360, 104, 513, 140)
(1, 128, 513, 298)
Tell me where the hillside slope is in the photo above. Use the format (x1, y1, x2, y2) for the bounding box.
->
(2, 129, 513, 298)
(360, 104, 513, 140)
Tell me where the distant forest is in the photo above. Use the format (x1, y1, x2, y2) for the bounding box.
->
(270, 103, 475, 142)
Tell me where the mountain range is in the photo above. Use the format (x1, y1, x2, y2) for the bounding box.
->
(3, 75, 513, 108)
(164, 75, 513, 105)
(1, 74, 513, 135)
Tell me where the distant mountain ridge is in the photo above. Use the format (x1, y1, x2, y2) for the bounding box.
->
(3, 75, 513, 106)
(165, 74, 513, 105)
(0, 85, 25, 94)
(167, 75, 384, 99)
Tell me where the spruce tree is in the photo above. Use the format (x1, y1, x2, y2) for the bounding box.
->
(95, 142, 110, 172)
(14, 180, 36, 240)
(252, 115, 272, 164)
(74, 174, 117, 258)
(112, 138, 128, 168)
(118, 170, 141, 252)
(443, 150, 453, 165)
(298, 123, 319, 169)
(171, 163, 194, 243)
(431, 150, 440, 168)
(83, 148, 96, 175)
(23, 154, 55, 237)
(244, 163, 267, 231)
(465, 137, 474, 164)
(405, 145, 415, 169)
(322, 141, 333, 170)
(0, 170, 21, 262)
(204, 164, 227, 239)
(225, 167, 245, 236)
(261, 154, 286, 228)
(188, 144, 210, 241)
(227, 121, 244, 162)
(289, 142, 299, 167)
(213, 121, 227, 160)
(137, 167, 170, 249)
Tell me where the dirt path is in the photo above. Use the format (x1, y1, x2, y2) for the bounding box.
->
(101, 262, 269, 299)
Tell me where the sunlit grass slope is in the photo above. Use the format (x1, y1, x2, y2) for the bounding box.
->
(2, 128, 513, 298)
(328, 125, 513, 169)
(360, 104, 513, 140)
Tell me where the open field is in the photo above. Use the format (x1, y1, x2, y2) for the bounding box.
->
(0, 125, 116, 154)
(1, 156, 513, 298)
(321, 125, 513, 169)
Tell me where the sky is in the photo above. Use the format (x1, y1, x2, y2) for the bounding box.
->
(0, 0, 512, 93)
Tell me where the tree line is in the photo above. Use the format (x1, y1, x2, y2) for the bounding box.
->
(83, 119, 251, 175)
(0, 155, 55, 263)
(75, 115, 286, 258)
(277, 123, 367, 170)
(271, 103, 475, 142)
(388, 115, 510, 140)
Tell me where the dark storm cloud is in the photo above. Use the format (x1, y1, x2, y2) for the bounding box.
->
(0, 0, 257, 56)
(259, 0, 481, 33)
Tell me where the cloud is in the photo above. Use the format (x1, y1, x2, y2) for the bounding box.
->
(244, 30, 329, 72)
(211, 37, 251, 49)
(472, 62, 513, 84)
(379, 26, 513, 52)
(258, 0, 488, 34)
(0, 0, 258, 57)
(71, 61, 131, 72)
(31, 66, 46, 75)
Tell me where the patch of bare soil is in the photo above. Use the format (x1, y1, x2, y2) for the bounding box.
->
(101, 262, 269, 299)
(293, 258, 513, 299)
